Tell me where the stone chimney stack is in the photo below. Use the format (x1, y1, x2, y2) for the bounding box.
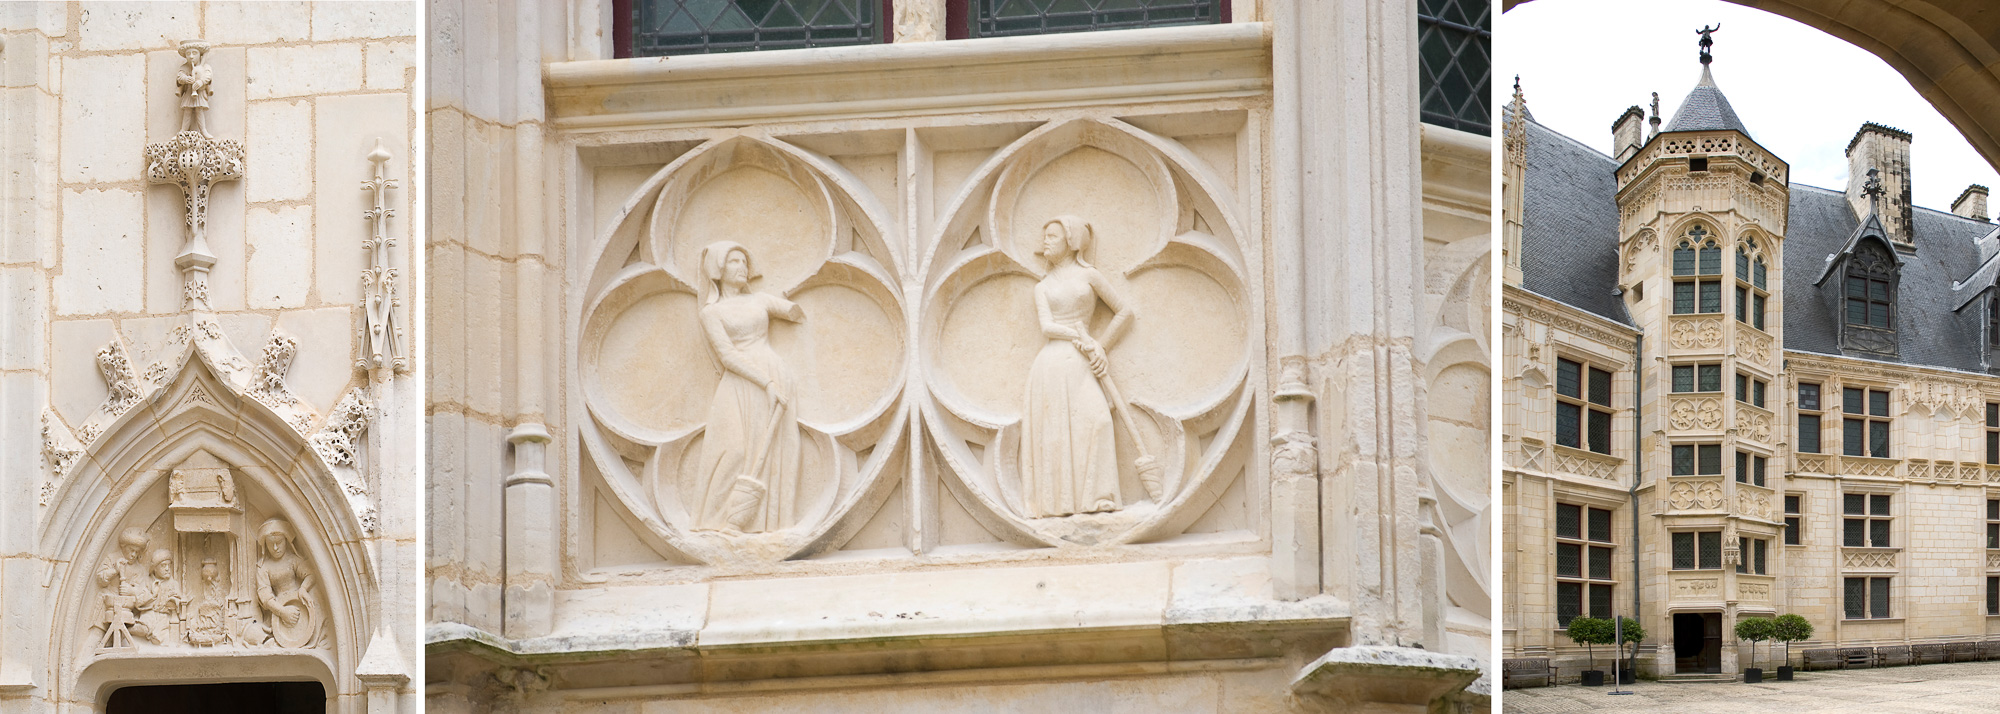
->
(1611, 105, 1646, 163)
(1953, 184, 1989, 222)
(1846, 122, 1914, 246)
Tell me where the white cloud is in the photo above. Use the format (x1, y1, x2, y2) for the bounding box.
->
(1498, 0, 1999, 214)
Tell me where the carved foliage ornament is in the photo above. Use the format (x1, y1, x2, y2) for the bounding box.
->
(358, 139, 406, 373)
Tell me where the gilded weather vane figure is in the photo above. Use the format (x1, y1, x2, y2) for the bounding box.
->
(1697, 24, 1721, 65)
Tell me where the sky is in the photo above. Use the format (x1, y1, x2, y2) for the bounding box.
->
(1497, 0, 2000, 215)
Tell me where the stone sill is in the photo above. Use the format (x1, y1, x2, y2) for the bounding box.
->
(545, 22, 1271, 132)
(1840, 617, 1904, 623)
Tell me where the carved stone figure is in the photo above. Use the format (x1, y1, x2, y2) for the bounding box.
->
(95, 527, 152, 648)
(134, 548, 184, 645)
(689, 242, 805, 533)
(175, 40, 214, 136)
(185, 559, 232, 646)
(254, 518, 320, 648)
(1019, 216, 1138, 517)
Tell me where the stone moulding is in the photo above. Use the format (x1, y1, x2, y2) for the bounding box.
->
(544, 22, 1270, 131)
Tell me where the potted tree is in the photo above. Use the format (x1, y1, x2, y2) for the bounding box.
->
(1735, 616, 1774, 683)
(1567, 617, 1613, 686)
(1614, 616, 1647, 684)
(1770, 614, 1814, 681)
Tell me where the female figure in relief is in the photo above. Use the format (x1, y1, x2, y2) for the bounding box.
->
(690, 242, 806, 533)
(255, 518, 320, 648)
(1020, 215, 1133, 517)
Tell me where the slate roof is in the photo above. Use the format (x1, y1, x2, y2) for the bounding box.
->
(1517, 116, 2000, 373)
(1518, 120, 1631, 325)
(1661, 66, 1750, 137)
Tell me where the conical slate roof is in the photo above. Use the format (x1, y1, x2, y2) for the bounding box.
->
(1662, 65, 1750, 136)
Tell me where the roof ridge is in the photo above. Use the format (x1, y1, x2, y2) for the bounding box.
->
(1527, 118, 1616, 161)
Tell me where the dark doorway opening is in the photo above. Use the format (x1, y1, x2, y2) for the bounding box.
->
(1671, 612, 1723, 674)
(104, 681, 324, 714)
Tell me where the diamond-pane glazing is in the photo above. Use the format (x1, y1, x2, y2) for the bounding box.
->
(974, 0, 1217, 39)
(1556, 542, 1580, 578)
(1589, 545, 1611, 580)
(1555, 503, 1580, 539)
(1418, 0, 1489, 134)
(1672, 532, 1694, 569)
(634, 0, 880, 56)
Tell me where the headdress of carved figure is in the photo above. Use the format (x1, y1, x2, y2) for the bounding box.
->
(117, 527, 148, 551)
(258, 518, 297, 555)
(1041, 215, 1096, 269)
(699, 241, 759, 305)
(150, 549, 174, 576)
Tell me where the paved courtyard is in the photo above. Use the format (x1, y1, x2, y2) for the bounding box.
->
(1503, 660, 2000, 713)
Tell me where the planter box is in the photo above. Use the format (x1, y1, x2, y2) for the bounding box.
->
(1776, 666, 1793, 681)
(1619, 668, 1636, 684)
(1581, 670, 1604, 687)
(1743, 667, 1762, 684)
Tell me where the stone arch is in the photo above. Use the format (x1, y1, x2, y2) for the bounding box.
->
(1507, 0, 2000, 172)
(37, 347, 379, 714)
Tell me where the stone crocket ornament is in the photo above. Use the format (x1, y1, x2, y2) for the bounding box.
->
(145, 39, 244, 312)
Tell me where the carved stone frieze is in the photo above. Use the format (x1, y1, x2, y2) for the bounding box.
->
(1668, 396, 1723, 431)
(1798, 455, 1828, 474)
(1734, 490, 1770, 519)
(1551, 449, 1618, 481)
(1845, 458, 1896, 478)
(1740, 582, 1771, 602)
(1673, 576, 1719, 598)
(1503, 296, 1636, 349)
(1666, 479, 1724, 510)
(1742, 331, 1772, 364)
(1843, 550, 1897, 569)
(1738, 408, 1771, 443)
(1668, 316, 1723, 350)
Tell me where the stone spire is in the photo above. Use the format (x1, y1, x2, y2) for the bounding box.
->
(1663, 26, 1751, 137)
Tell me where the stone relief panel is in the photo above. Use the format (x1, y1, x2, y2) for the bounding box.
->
(1740, 582, 1771, 603)
(1673, 576, 1720, 599)
(83, 449, 328, 654)
(1843, 550, 1897, 569)
(581, 136, 910, 564)
(1734, 489, 1770, 519)
(1669, 316, 1722, 350)
(576, 117, 1257, 562)
(1666, 479, 1724, 510)
(1741, 331, 1772, 365)
(1737, 407, 1772, 443)
(1668, 396, 1723, 431)
(921, 119, 1252, 547)
(1424, 231, 1493, 619)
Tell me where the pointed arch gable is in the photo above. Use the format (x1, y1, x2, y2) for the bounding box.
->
(37, 345, 375, 712)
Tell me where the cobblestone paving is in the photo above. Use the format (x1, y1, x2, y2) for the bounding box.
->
(1502, 661, 2000, 713)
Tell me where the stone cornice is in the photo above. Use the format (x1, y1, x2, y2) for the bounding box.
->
(544, 23, 1271, 131)
(1503, 286, 1640, 349)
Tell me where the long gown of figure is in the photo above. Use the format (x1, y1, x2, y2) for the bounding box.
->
(690, 242, 804, 532)
(1019, 216, 1130, 518)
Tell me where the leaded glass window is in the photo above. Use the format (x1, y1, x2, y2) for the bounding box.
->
(1418, 0, 1490, 135)
(629, 0, 883, 56)
(971, 0, 1222, 38)
(1842, 240, 1898, 355)
(1698, 531, 1720, 569)
(1672, 532, 1695, 569)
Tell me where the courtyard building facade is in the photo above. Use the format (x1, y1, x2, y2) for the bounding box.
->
(1502, 45, 2000, 679)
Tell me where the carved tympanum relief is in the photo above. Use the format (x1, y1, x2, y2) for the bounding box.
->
(579, 118, 1253, 561)
(88, 450, 327, 654)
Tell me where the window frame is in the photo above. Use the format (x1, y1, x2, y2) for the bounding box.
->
(1842, 492, 1893, 548)
(1844, 576, 1893, 620)
(1555, 357, 1615, 455)
(1554, 502, 1616, 628)
(1841, 386, 1892, 458)
(1986, 497, 1998, 551)
(1736, 240, 1770, 331)
(1784, 494, 1803, 545)
(619, 0, 892, 57)
(1671, 227, 1724, 315)
(1798, 382, 1824, 454)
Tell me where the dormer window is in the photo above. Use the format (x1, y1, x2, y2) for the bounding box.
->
(1672, 226, 1723, 315)
(1988, 296, 2000, 348)
(1840, 239, 1898, 355)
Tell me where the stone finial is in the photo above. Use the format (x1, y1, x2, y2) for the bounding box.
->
(146, 39, 244, 314)
(1649, 92, 1662, 138)
(360, 138, 405, 373)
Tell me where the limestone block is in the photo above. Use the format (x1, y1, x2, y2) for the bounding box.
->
(55, 188, 144, 315)
(48, 318, 114, 427)
(245, 100, 313, 203)
(245, 204, 312, 309)
(272, 306, 357, 415)
(701, 561, 1172, 645)
(461, 252, 505, 415)
(59, 53, 144, 183)
(311, 1, 416, 41)
(201, 1, 311, 46)
(147, 45, 243, 144)
(0, 2, 67, 37)
(550, 585, 709, 644)
(215, 312, 274, 365)
(74, 2, 198, 52)
(0, 266, 46, 370)
(246, 43, 363, 100)
(1, 87, 58, 264)
(314, 93, 409, 306)
(1, 30, 47, 89)
(364, 40, 414, 91)
(116, 314, 181, 375)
